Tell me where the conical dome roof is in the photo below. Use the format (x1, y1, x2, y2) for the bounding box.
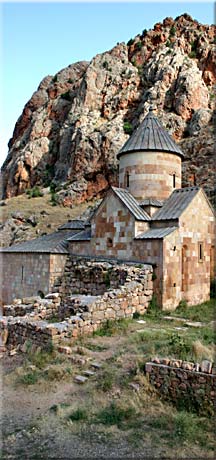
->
(117, 108, 184, 159)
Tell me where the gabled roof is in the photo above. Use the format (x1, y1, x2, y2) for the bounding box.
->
(111, 187, 150, 221)
(117, 107, 184, 159)
(139, 198, 164, 207)
(58, 219, 85, 231)
(152, 187, 201, 221)
(67, 228, 91, 241)
(1, 231, 72, 254)
(135, 226, 177, 240)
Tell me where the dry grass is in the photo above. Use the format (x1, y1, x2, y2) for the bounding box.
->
(0, 193, 96, 235)
(192, 340, 215, 361)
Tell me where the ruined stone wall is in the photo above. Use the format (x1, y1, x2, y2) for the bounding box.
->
(54, 257, 152, 297)
(145, 359, 215, 415)
(0, 262, 153, 350)
(49, 254, 67, 290)
(119, 151, 181, 201)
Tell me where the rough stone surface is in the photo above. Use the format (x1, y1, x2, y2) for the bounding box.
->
(1, 15, 215, 205)
(0, 259, 153, 350)
(145, 358, 216, 414)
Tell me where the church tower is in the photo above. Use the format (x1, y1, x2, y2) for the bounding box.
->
(117, 108, 184, 201)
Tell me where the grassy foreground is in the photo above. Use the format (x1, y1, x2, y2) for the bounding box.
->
(2, 299, 215, 459)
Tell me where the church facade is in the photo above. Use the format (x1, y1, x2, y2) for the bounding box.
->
(1, 108, 215, 309)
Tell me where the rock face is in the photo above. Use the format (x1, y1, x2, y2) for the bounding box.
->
(1, 14, 216, 205)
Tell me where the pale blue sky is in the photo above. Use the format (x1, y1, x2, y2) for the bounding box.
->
(1, 1, 215, 166)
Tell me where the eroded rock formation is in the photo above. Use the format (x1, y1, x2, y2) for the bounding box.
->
(2, 14, 215, 204)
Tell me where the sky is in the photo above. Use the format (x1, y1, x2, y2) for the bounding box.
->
(1, 0, 215, 167)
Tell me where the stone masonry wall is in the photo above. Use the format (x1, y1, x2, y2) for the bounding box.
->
(178, 190, 215, 306)
(0, 262, 153, 350)
(145, 358, 216, 415)
(119, 151, 181, 201)
(54, 257, 152, 297)
(0, 253, 51, 304)
(91, 191, 137, 259)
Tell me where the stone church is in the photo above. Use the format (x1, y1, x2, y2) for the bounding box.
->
(1, 108, 215, 310)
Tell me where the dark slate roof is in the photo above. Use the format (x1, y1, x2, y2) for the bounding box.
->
(111, 187, 150, 221)
(152, 187, 200, 221)
(58, 220, 85, 231)
(67, 228, 91, 241)
(139, 198, 164, 207)
(1, 231, 72, 254)
(135, 226, 177, 239)
(117, 108, 184, 159)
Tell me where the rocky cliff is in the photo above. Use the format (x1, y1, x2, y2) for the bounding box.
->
(2, 14, 216, 205)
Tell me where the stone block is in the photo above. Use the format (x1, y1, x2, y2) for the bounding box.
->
(200, 360, 212, 374)
(74, 375, 88, 384)
(145, 363, 152, 373)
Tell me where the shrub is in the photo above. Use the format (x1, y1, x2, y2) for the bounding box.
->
(52, 75, 58, 83)
(102, 61, 109, 70)
(61, 91, 71, 101)
(104, 271, 111, 287)
(169, 25, 176, 37)
(50, 192, 58, 206)
(127, 38, 134, 46)
(188, 51, 196, 59)
(178, 298, 188, 309)
(68, 408, 88, 422)
(190, 40, 197, 52)
(95, 402, 136, 428)
(142, 29, 147, 38)
(165, 40, 172, 48)
(26, 186, 43, 198)
(136, 41, 142, 51)
(123, 121, 133, 135)
(97, 369, 115, 391)
(19, 370, 40, 385)
(168, 333, 190, 359)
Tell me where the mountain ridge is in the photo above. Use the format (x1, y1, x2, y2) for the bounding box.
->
(1, 13, 215, 205)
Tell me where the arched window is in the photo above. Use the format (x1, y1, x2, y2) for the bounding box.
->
(126, 172, 130, 188)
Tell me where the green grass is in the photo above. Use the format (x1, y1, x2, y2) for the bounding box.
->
(149, 411, 215, 449)
(95, 402, 137, 429)
(68, 408, 88, 422)
(19, 370, 40, 385)
(27, 349, 55, 369)
(97, 368, 116, 392)
(171, 299, 215, 322)
(93, 318, 130, 337)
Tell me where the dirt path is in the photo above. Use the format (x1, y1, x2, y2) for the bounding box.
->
(1, 321, 214, 459)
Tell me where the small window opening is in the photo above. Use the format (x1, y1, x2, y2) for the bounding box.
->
(173, 246, 176, 251)
(107, 237, 113, 247)
(21, 265, 24, 282)
(173, 173, 176, 188)
(198, 243, 204, 261)
(193, 173, 196, 186)
(126, 172, 130, 188)
(173, 283, 176, 287)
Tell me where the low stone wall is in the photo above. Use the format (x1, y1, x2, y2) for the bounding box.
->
(145, 358, 216, 415)
(3, 293, 61, 319)
(55, 257, 153, 297)
(0, 262, 153, 351)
